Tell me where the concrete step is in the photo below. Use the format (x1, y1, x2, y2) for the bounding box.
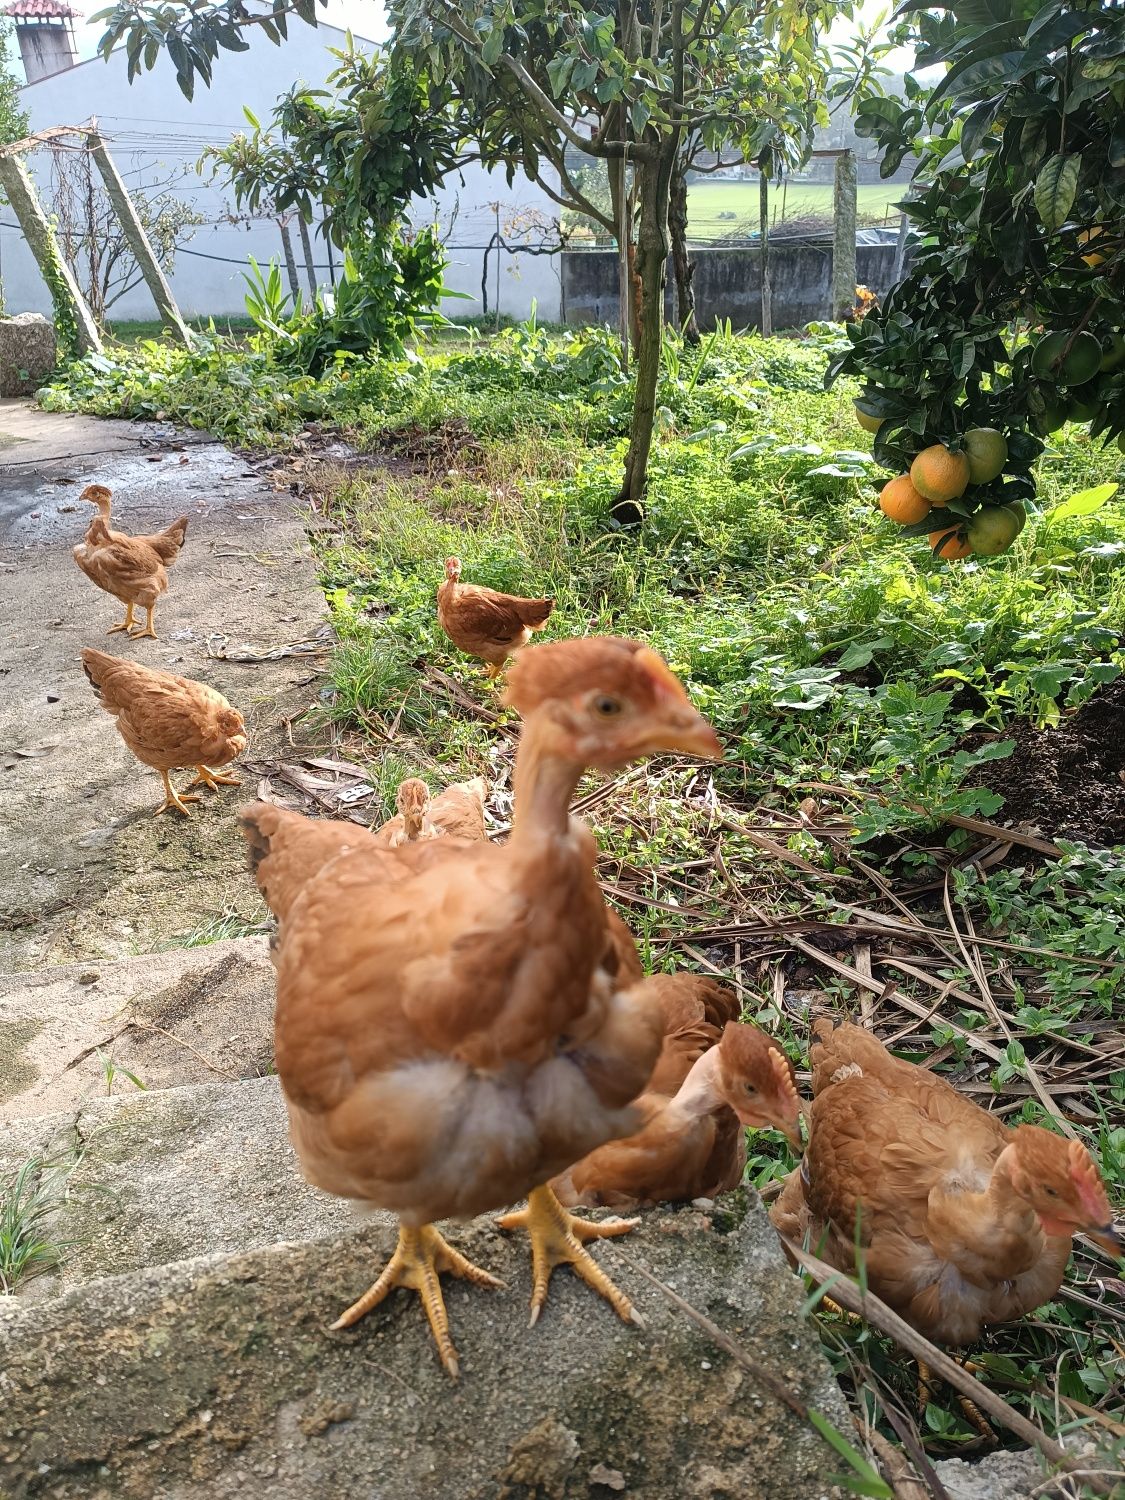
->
(0, 1193, 853, 1499)
(1, 1074, 356, 1301)
(0, 935, 275, 1122)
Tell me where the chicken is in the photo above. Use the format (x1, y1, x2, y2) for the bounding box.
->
(771, 1019, 1122, 1347)
(72, 483, 189, 640)
(553, 1007, 803, 1211)
(241, 635, 721, 1376)
(437, 557, 554, 680)
(373, 775, 488, 848)
(82, 648, 248, 817)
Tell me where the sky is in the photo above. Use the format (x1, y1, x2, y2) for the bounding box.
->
(23, 0, 916, 87)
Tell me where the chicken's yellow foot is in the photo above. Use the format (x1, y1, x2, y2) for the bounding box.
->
(154, 769, 201, 817)
(128, 605, 157, 641)
(107, 602, 137, 635)
(331, 1222, 502, 1379)
(497, 1183, 643, 1329)
(186, 765, 241, 791)
(485, 661, 504, 682)
(918, 1357, 995, 1444)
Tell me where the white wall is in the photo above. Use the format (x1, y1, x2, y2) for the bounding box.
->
(0, 22, 561, 326)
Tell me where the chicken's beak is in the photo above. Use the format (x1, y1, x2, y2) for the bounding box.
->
(1086, 1222, 1124, 1258)
(649, 707, 723, 761)
(782, 1119, 804, 1152)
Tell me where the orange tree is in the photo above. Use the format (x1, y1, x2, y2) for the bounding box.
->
(832, 0, 1125, 556)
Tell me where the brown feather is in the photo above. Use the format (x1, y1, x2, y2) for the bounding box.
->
(82, 649, 247, 774)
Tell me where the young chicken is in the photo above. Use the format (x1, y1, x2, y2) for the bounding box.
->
(771, 1019, 1122, 1347)
(373, 775, 489, 848)
(82, 648, 248, 817)
(436, 557, 554, 680)
(553, 1016, 802, 1211)
(241, 636, 721, 1377)
(72, 483, 189, 641)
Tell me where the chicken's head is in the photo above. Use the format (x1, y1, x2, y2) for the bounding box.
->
(716, 1023, 803, 1147)
(444, 557, 463, 582)
(1009, 1125, 1121, 1256)
(396, 777, 430, 832)
(80, 483, 112, 507)
(504, 637, 721, 769)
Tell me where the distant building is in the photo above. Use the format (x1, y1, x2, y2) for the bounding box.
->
(0, 14, 563, 323)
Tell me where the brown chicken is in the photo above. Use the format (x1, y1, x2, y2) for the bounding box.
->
(241, 636, 721, 1376)
(554, 995, 803, 1211)
(373, 775, 488, 848)
(437, 557, 554, 680)
(771, 1019, 1122, 1347)
(82, 648, 248, 817)
(72, 483, 189, 640)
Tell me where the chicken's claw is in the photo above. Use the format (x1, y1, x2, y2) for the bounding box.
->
(107, 603, 137, 635)
(155, 770, 200, 817)
(186, 765, 241, 791)
(331, 1223, 502, 1380)
(497, 1184, 644, 1329)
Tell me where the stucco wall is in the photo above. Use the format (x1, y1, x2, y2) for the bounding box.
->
(0, 26, 562, 324)
(561, 244, 903, 331)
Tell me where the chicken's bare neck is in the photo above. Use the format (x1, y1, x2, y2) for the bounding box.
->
(509, 716, 584, 842)
(669, 1047, 725, 1119)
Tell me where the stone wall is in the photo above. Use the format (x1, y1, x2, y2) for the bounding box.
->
(561, 243, 903, 331)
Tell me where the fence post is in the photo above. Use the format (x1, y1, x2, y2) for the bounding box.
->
(891, 210, 910, 285)
(87, 130, 193, 347)
(0, 150, 102, 356)
(832, 149, 858, 321)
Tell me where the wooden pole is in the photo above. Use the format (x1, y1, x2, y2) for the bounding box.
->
(0, 152, 102, 355)
(87, 130, 193, 347)
(832, 148, 858, 321)
(891, 209, 910, 285)
(758, 170, 771, 336)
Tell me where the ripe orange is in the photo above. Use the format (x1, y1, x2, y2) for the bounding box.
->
(966, 506, 1021, 556)
(929, 525, 972, 560)
(879, 475, 931, 525)
(962, 428, 1008, 485)
(911, 444, 971, 504)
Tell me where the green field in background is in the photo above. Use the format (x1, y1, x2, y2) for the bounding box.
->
(686, 178, 907, 233)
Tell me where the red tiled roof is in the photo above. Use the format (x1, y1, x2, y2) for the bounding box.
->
(1, 0, 80, 17)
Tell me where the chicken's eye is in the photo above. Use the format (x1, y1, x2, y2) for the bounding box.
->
(1043, 1186, 1059, 1199)
(744, 1085, 758, 1097)
(592, 695, 623, 718)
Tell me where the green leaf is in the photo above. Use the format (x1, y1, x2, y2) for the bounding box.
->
(480, 25, 503, 67)
(1034, 153, 1081, 233)
(1046, 482, 1119, 524)
(806, 1410, 894, 1499)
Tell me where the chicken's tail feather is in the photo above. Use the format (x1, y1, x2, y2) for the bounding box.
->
(241, 802, 374, 923)
(150, 516, 189, 562)
(517, 597, 555, 631)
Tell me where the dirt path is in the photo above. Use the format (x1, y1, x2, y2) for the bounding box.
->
(0, 400, 330, 971)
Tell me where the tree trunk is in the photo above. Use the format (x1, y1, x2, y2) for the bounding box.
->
(832, 149, 858, 321)
(612, 148, 676, 526)
(278, 219, 301, 304)
(298, 214, 318, 298)
(669, 159, 699, 344)
(758, 171, 772, 337)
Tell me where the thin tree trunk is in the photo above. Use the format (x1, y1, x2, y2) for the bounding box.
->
(613, 148, 676, 525)
(758, 170, 772, 336)
(611, 153, 630, 372)
(298, 214, 317, 298)
(669, 157, 699, 343)
(278, 218, 300, 304)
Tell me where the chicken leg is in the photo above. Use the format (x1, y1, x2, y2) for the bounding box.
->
(186, 765, 241, 792)
(129, 604, 157, 641)
(917, 1357, 996, 1444)
(154, 769, 201, 818)
(107, 602, 137, 636)
(497, 1183, 644, 1328)
(331, 1222, 502, 1379)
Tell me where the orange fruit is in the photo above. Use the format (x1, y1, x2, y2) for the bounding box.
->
(879, 475, 931, 525)
(1003, 501, 1027, 536)
(1079, 228, 1105, 267)
(966, 506, 1021, 556)
(855, 403, 884, 435)
(911, 444, 971, 504)
(929, 525, 972, 560)
(962, 428, 1008, 484)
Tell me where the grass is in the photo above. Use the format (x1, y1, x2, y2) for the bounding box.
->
(40, 318, 1125, 1485)
(686, 177, 907, 233)
(0, 1156, 71, 1294)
